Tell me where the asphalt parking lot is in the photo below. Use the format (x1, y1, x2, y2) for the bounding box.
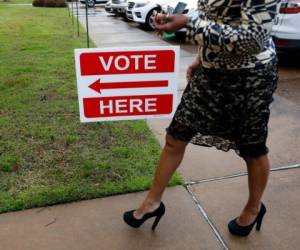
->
(276, 51, 300, 105)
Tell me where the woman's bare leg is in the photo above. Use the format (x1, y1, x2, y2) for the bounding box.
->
(133, 134, 189, 219)
(237, 154, 270, 225)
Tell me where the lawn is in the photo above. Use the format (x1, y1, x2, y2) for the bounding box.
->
(0, 5, 183, 213)
(0, 0, 32, 4)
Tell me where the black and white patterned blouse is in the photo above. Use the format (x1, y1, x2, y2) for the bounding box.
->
(185, 0, 281, 69)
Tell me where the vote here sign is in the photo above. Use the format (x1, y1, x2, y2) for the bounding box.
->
(74, 46, 179, 122)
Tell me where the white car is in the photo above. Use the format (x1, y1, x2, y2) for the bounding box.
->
(161, 0, 198, 38)
(110, 0, 128, 15)
(271, 0, 300, 49)
(80, 0, 108, 7)
(105, 0, 117, 13)
(126, 0, 177, 30)
(162, 0, 197, 15)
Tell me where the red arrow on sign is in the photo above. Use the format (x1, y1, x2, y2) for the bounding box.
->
(88, 79, 169, 94)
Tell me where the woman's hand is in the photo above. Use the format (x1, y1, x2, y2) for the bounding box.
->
(153, 14, 189, 33)
(186, 58, 201, 81)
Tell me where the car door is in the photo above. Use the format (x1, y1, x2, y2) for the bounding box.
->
(271, 0, 284, 38)
(272, 0, 300, 48)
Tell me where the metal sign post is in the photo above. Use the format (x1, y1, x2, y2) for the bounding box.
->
(67, 0, 70, 17)
(85, 0, 90, 48)
(75, 0, 80, 36)
(71, 0, 74, 25)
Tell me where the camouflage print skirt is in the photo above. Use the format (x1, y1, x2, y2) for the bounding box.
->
(166, 60, 278, 160)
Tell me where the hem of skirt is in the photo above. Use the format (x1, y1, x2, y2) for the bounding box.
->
(236, 144, 269, 160)
(166, 127, 268, 160)
(190, 137, 269, 160)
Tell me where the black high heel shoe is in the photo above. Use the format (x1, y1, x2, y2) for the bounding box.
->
(228, 202, 266, 237)
(123, 201, 165, 231)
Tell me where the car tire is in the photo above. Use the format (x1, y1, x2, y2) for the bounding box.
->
(175, 31, 187, 42)
(144, 8, 159, 31)
(87, 0, 95, 7)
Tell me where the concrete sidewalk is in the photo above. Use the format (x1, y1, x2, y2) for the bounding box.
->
(1, 6, 299, 250)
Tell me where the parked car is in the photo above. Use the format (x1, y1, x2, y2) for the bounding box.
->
(105, 0, 117, 13)
(271, 0, 300, 49)
(126, 0, 177, 30)
(162, 0, 197, 15)
(80, 0, 108, 7)
(161, 0, 198, 38)
(110, 0, 128, 15)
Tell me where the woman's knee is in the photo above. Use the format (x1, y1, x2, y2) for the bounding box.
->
(164, 134, 188, 154)
(244, 154, 270, 168)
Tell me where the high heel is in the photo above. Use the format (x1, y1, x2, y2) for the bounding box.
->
(123, 201, 165, 231)
(255, 205, 266, 231)
(228, 202, 266, 237)
(151, 212, 164, 231)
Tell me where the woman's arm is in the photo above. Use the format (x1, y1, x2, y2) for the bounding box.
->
(186, 54, 202, 81)
(185, 0, 281, 55)
(154, 14, 189, 33)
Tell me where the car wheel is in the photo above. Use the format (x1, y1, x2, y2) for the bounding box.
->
(175, 31, 187, 42)
(87, 0, 95, 7)
(144, 8, 158, 31)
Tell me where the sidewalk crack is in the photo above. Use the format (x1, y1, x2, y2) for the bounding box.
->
(184, 184, 229, 250)
(184, 163, 300, 185)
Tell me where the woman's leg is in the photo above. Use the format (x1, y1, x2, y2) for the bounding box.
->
(237, 154, 270, 225)
(133, 134, 189, 219)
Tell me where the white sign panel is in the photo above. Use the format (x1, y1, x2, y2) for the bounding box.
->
(75, 46, 180, 122)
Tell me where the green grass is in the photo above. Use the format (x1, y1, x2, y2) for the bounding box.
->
(0, 0, 32, 4)
(0, 5, 183, 213)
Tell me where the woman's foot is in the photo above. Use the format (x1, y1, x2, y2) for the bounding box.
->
(237, 205, 260, 226)
(133, 199, 161, 219)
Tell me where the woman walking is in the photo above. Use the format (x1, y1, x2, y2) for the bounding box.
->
(123, 0, 281, 236)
